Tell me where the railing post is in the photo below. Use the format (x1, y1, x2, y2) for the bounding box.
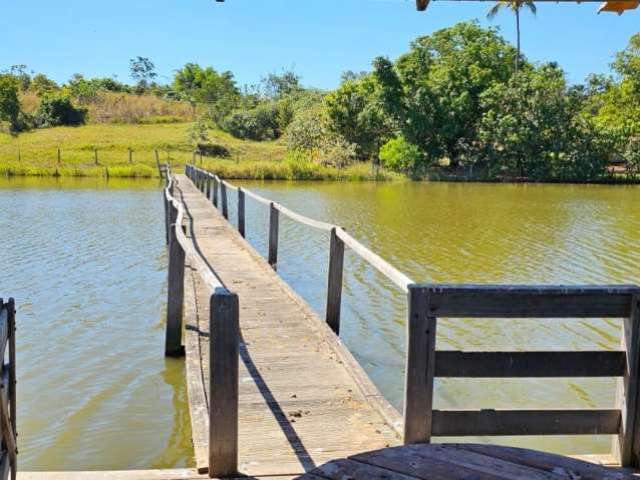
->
(206, 174, 212, 200)
(7, 297, 16, 480)
(325, 228, 345, 335)
(221, 182, 228, 219)
(163, 189, 170, 245)
(268, 202, 279, 270)
(213, 177, 219, 207)
(165, 201, 186, 357)
(209, 288, 239, 478)
(238, 188, 245, 237)
(614, 294, 640, 467)
(403, 286, 436, 445)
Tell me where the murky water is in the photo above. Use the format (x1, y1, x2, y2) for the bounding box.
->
(230, 180, 640, 457)
(0, 177, 193, 471)
(2, 177, 640, 468)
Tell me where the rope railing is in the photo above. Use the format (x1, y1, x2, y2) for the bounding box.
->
(185, 164, 414, 336)
(163, 168, 239, 478)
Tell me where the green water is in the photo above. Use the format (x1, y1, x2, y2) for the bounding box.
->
(2, 177, 640, 469)
(0, 177, 193, 471)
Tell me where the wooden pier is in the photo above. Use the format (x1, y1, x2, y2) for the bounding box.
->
(158, 164, 640, 479)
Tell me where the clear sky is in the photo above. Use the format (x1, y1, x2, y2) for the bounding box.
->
(1, 0, 638, 89)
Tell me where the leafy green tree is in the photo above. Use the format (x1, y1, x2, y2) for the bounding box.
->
(487, 0, 536, 73)
(129, 56, 157, 92)
(379, 136, 422, 173)
(373, 21, 519, 166)
(323, 74, 393, 159)
(31, 74, 59, 96)
(478, 64, 606, 180)
(262, 70, 301, 98)
(0, 75, 21, 130)
(173, 63, 239, 119)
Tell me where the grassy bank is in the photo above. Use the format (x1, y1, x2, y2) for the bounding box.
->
(0, 123, 399, 180)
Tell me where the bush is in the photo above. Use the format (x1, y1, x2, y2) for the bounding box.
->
(285, 107, 325, 152)
(197, 143, 230, 158)
(0, 75, 21, 131)
(379, 136, 422, 172)
(36, 95, 87, 127)
(220, 102, 280, 141)
(317, 136, 357, 168)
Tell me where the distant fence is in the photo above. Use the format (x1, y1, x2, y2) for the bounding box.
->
(0, 300, 17, 480)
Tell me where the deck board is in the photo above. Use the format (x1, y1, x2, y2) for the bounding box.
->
(175, 174, 402, 478)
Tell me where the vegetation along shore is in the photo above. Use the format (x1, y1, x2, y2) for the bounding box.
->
(1, 22, 639, 182)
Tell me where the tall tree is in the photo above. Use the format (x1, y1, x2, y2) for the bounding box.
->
(487, 0, 536, 73)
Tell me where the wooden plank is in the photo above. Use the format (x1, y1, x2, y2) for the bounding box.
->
(308, 458, 418, 480)
(238, 188, 245, 238)
(209, 289, 239, 477)
(617, 294, 640, 467)
(422, 284, 639, 318)
(431, 409, 621, 436)
(268, 202, 279, 270)
(325, 228, 344, 335)
(435, 351, 626, 378)
(165, 202, 186, 357)
(459, 444, 632, 480)
(403, 286, 436, 444)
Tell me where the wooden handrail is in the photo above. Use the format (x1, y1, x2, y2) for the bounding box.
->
(0, 299, 17, 480)
(165, 166, 239, 477)
(186, 164, 414, 335)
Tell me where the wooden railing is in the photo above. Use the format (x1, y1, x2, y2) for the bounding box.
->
(182, 165, 640, 469)
(404, 285, 640, 468)
(0, 300, 17, 480)
(162, 169, 239, 478)
(185, 164, 413, 335)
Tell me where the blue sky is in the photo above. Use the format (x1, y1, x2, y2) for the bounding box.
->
(1, 0, 638, 89)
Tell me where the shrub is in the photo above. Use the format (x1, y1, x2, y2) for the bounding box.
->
(197, 143, 230, 158)
(0, 75, 21, 131)
(220, 102, 280, 141)
(379, 136, 422, 172)
(317, 136, 357, 169)
(36, 95, 87, 127)
(285, 107, 325, 152)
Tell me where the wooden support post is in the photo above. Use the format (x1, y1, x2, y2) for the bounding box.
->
(94, 148, 98, 165)
(205, 175, 211, 200)
(213, 177, 219, 207)
(209, 288, 239, 478)
(165, 202, 185, 357)
(7, 297, 16, 474)
(615, 294, 640, 467)
(221, 182, 228, 219)
(325, 227, 345, 335)
(155, 149, 160, 164)
(268, 202, 279, 270)
(238, 188, 245, 237)
(128, 148, 133, 163)
(403, 286, 437, 444)
(57, 147, 61, 165)
(164, 192, 170, 245)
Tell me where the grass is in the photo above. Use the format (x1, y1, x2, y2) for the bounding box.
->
(0, 123, 399, 180)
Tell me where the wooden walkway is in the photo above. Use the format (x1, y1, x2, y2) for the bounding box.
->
(174, 174, 402, 477)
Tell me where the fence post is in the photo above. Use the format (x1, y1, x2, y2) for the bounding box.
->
(205, 175, 212, 200)
(238, 188, 246, 237)
(268, 202, 279, 270)
(209, 288, 239, 478)
(165, 201, 185, 357)
(164, 190, 170, 245)
(403, 286, 436, 445)
(94, 148, 99, 165)
(128, 148, 133, 163)
(221, 182, 228, 219)
(325, 228, 345, 335)
(57, 147, 61, 166)
(614, 294, 640, 467)
(213, 177, 219, 207)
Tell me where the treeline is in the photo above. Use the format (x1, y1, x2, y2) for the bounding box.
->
(2, 22, 640, 181)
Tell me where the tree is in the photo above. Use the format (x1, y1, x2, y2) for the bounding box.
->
(172, 63, 239, 119)
(0, 75, 21, 131)
(487, 0, 537, 74)
(129, 56, 157, 91)
(262, 70, 301, 98)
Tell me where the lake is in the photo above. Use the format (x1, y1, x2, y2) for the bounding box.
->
(2, 176, 640, 469)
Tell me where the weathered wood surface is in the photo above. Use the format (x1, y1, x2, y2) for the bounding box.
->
(298, 444, 640, 479)
(17, 470, 298, 480)
(175, 174, 401, 477)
